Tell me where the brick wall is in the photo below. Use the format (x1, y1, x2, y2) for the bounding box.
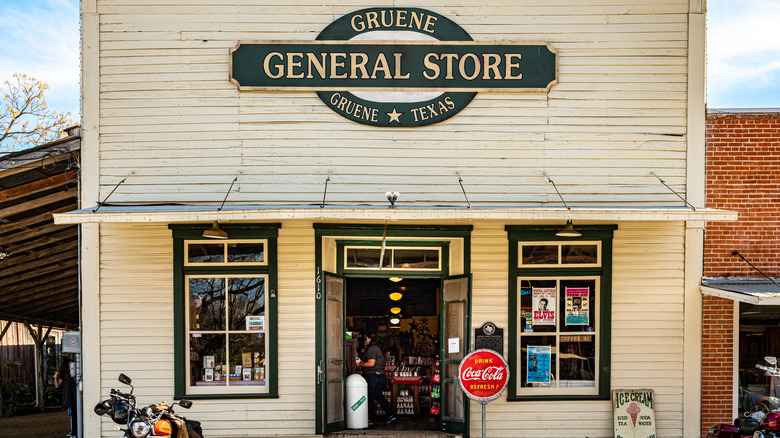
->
(702, 112, 780, 435)
(701, 295, 735, 436)
(705, 112, 780, 277)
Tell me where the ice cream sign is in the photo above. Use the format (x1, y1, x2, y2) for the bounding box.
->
(612, 389, 656, 438)
(230, 7, 558, 127)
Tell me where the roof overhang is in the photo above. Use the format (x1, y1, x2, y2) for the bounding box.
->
(701, 278, 780, 305)
(54, 204, 738, 225)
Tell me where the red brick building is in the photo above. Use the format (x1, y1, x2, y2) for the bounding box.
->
(702, 110, 780, 435)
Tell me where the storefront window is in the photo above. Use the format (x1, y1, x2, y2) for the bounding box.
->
(172, 224, 278, 399)
(507, 225, 614, 401)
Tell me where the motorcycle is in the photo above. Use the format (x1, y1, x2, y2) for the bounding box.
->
(706, 357, 780, 438)
(94, 373, 204, 438)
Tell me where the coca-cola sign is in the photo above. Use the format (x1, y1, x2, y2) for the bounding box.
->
(458, 349, 509, 403)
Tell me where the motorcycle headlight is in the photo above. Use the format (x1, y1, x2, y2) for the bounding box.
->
(129, 418, 151, 438)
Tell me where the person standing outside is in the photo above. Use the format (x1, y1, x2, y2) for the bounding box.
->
(357, 333, 396, 425)
(54, 356, 77, 438)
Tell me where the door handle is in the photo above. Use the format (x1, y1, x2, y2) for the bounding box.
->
(330, 359, 345, 365)
(317, 360, 323, 384)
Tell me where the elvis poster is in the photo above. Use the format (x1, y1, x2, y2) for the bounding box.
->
(532, 287, 556, 326)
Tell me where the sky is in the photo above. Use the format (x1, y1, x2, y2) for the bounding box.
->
(0, 0, 778, 121)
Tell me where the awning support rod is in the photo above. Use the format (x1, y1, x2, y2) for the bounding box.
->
(320, 170, 330, 209)
(544, 172, 571, 210)
(218, 172, 240, 211)
(457, 172, 471, 210)
(93, 172, 132, 213)
(651, 171, 695, 211)
(732, 251, 780, 288)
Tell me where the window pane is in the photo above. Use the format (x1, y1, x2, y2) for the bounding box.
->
(519, 279, 557, 333)
(189, 278, 225, 331)
(228, 277, 266, 331)
(190, 334, 226, 387)
(227, 242, 265, 263)
(561, 245, 598, 264)
(393, 249, 439, 270)
(188, 243, 224, 263)
(559, 336, 596, 386)
(228, 333, 266, 386)
(521, 245, 558, 265)
(560, 280, 597, 332)
(346, 248, 390, 268)
(519, 336, 556, 388)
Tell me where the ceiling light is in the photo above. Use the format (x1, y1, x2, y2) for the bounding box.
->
(390, 307, 401, 314)
(389, 292, 403, 301)
(0, 251, 8, 260)
(389, 317, 401, 325)
(389, 277, 403, 283)
(202, 221, 228, 239)
(555, 220, 582, 238)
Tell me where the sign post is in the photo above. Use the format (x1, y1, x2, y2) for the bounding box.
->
(458, 349, 509, 438)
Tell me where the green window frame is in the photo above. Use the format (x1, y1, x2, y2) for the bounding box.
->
(506, 225, 616, 401)
(171, 224, 280, 399)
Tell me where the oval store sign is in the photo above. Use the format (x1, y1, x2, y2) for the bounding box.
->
(230, 8, 558, 127)
(458, 349, 509, 403)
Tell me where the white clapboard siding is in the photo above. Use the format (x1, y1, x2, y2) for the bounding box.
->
(468, 221, 685, 437)
(97, 222, 319, 437)
(93, 0, 694, 207)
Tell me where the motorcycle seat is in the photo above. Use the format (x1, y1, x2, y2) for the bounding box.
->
(739, 417, 762, 434)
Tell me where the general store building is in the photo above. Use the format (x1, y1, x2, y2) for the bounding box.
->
(57, 1, 735, 436)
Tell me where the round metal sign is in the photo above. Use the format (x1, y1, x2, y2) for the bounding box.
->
(458, 349, 509, 404)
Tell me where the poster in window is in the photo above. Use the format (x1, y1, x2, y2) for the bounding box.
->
(527, 345, 551, 383)
(565, 287, 589, 325)
(532, 287, 556, 325)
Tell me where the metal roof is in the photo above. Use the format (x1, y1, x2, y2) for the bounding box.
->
(0, 132, 80, 328)
(701, 277, 780, 305)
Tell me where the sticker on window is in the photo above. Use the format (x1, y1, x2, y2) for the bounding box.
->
(246, 315, 264, 331)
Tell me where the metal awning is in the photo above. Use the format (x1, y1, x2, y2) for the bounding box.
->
(54, 204, 737, 224)
(701, 278, 780, 305)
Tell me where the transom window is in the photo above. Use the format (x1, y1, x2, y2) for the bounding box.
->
(344, 246, 441, 271)
(506, 225, 615, 401)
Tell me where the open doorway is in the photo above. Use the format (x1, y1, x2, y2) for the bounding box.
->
(346, 277, 442, 432)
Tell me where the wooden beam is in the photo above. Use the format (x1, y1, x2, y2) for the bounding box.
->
(2, 222, 77, 247)
(0, 267, 77, 296)
(7, 286, 79, 314)
(0, 321, 10, 342)
(5, 228, 77, 254)
(0, 170, 78, 203)
(0, 259, 78, 289)
(0, 311, 74, 329)
(0, 251, 77, 280)
(0, 277, 78, 305)
(0, 205, 75, 234)
(0, 190, 76, 219)
(0, 240, 78, 271)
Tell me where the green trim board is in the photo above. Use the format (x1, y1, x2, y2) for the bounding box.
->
(171, 223, 280, 400)
(505, 225, 615, 402)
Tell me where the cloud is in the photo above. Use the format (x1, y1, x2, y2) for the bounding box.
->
(707, 0, 780, 107)
(0, 0, 80, 117)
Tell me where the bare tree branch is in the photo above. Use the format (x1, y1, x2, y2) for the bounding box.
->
(1, 73, 74, 151)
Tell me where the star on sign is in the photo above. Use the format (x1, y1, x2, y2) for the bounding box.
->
(387, 107, 402, 123)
